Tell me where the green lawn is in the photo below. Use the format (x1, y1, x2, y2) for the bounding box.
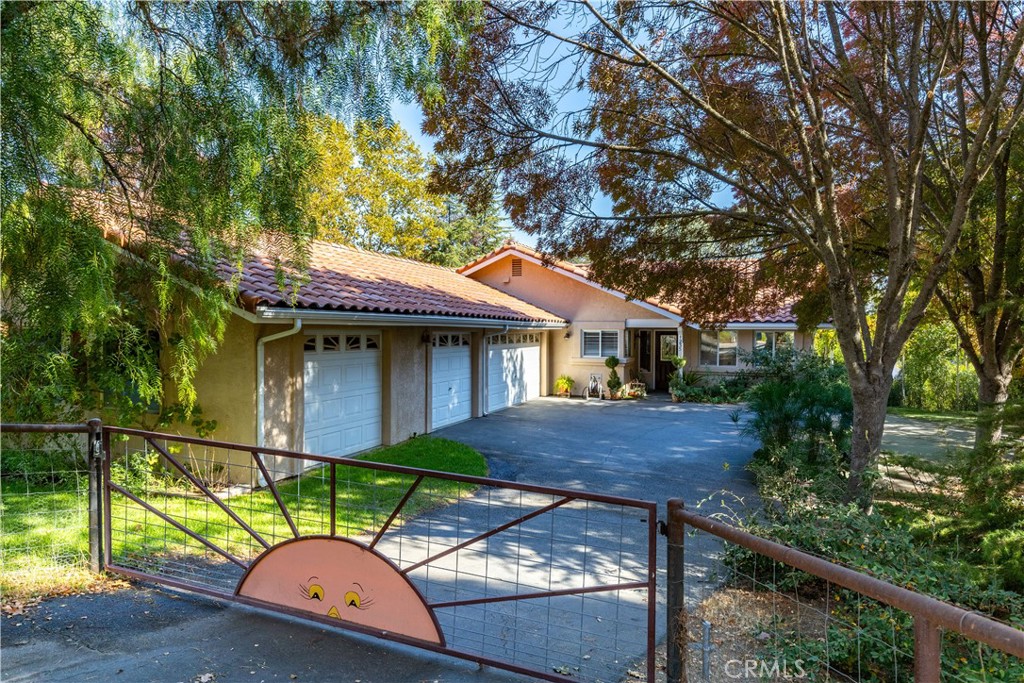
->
(887, 406, 977, 430)
(1, 437, 487, 600)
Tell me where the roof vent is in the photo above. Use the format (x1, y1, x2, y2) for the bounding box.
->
(512, 258, 523, 277)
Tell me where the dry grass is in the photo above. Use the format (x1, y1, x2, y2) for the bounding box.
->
(624, 588, 830, 683)
(1, 568, 131, 615)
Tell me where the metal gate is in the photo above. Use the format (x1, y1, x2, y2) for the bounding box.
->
(97, 425, 656, 682)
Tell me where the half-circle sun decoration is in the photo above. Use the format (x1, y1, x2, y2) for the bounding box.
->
(235, 536, 444, 645)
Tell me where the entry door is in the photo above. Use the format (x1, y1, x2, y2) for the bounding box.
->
(431, 333, 472, 429)
(654, 331, 678, 391)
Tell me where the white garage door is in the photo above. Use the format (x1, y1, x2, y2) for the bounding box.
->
(431, 333, 472, 430)
(487, 333, 541, 413)
(303, 332, 382, 457)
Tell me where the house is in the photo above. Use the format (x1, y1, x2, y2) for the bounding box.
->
(187, 241, 568, 483)
(458, 243, 817, 393)
(87, 196, 566, 483)
(91, 192, 815, 484)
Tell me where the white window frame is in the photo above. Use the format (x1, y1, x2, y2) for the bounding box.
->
(700, 330, 738, 367)
(754, 330, 795, 356)
(581, 329, 619, 358)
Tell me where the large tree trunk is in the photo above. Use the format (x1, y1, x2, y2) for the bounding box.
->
(976, 371, 1011, 449)
(846, 371, 894, 509)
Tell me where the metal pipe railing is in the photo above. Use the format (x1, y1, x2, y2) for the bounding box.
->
(664, 498, 1024, 682)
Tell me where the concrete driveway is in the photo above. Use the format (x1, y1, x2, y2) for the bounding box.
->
(4, 397, 758, 683)
(436, 396, 759, 510)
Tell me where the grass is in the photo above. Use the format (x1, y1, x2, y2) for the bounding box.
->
(0, 437, 487, 603)
(887, 406, 977, 430)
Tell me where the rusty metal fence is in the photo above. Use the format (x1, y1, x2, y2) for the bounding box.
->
(2, 421, 657, 683)
(664, 499, 1024, 682)
(0, 422, 104, 587)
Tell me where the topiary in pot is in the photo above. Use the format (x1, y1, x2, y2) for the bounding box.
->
(605, 355, 622, 396)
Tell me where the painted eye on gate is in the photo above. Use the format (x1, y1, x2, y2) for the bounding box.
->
(307, 584, 324, 601)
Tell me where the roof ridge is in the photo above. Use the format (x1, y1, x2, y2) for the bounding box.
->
(309, 238, 459, 273)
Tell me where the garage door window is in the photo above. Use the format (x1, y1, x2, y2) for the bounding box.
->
(582, 330, 618, 358)
(305, 333, 380, 353)
(433, 333, 470, 347)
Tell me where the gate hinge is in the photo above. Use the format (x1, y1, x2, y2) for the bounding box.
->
(657, 519, 668, 537)
(91, 437, 106, 461)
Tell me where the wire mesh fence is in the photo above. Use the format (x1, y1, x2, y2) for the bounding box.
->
(673, 506, 1024, 682)
(0, 429, 92, 588)
(104, 427, 657, 683)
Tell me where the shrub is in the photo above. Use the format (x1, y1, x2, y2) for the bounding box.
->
(726, 504, 1024, 682)
(742, 350, 852, 498)
(604, 355, 622, 394)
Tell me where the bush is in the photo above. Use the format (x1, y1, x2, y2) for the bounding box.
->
(669, 370, 749, 403)
(727, 504, 1024, 681)
(604, 355, 622, 394)
(742, 349, 852, 499)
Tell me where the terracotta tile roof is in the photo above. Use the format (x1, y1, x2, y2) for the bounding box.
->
(460, 241, 801, 325)
(74, 191, 565, 325)
(727, 299, 798, 325)
(235, 241, 566, 323)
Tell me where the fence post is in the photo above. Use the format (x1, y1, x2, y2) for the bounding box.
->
(666, 498, 687, 683)
(86, 418, 105, 573)
(913, 616, 942, 682)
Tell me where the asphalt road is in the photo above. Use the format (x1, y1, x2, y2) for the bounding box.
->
(3, 397, 760, 683)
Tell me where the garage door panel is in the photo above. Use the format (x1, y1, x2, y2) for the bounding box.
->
(431, 338, 472, 430)
(303, 338, 382, 458)
(487, 340, 540, 413)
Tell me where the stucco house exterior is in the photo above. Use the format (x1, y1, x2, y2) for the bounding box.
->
(458, 243, 817, 393)
(93, 192, 816, 483)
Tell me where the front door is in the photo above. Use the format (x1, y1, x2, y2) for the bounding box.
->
(654, 331, 678, 391)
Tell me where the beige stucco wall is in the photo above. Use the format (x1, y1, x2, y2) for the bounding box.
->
(156, 314, 260, 485)
(469, 257, 661, 394)
(383, 326, 429, 444)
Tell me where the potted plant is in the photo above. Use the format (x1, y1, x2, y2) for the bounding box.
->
(605, 356, 622, 399)
(666, 355, 687, 402)
(554, 374, 575, 397)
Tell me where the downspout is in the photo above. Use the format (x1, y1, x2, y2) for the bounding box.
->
(256, 319, 303, 449)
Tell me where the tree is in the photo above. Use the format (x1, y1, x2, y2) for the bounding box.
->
(934, 132, 1023, 448)
(1, 0, 474, 424)
(307, 116, 509, 263)
(425, 1, 1024, 506)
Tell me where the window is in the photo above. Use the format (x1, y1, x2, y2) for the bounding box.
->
(303, 336, 317, 352)
(754, 331, 795, 356)
(365, 335, 380, 350)
(659, 334, 678, 361)
(700, 330, 738, 366)
(582, 330, 619, 358)
(433, 333, 469, 347)
(346, 335, 362, 351)
(322, 335, 341, 352)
